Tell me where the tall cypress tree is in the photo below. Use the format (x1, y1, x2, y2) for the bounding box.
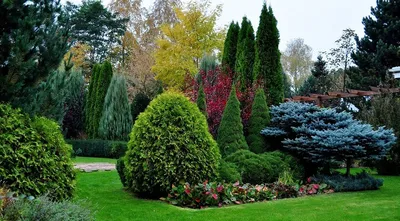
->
(247, 89, 270, 153)
(99, 75, 132, 141)
(254, 4, 283, 105)
(235, 17, 255, 88)
(217, 86, 248, 157)
(222, 21, 240, 72)
(92, 61, 113, 138)
(85, 64, 100, 136)
(352, 0, 400, 87)
(196, 81, 207, 117)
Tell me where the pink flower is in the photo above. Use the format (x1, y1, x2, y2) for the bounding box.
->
(205, 191, 210, 195)
(307, 177, 312, 183)
(184, 189, 191, 195)
(233, 181, 240, 187)
(212, 194, 218, 200)
(313, 184, 319, 189)
(217, 185, 224, 193)
(299, 187, 304, 193)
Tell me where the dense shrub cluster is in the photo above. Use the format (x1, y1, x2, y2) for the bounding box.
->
(0, 104, 75, 200)
(164, 180, 330, 209)
(124, 92, 220, 198)
(311, 171, 383, 192)
(218, 160, 241, 183)
(224, 150, 302, 184)
(67, 139, 127, 159)
(0, 194, 93, 221)
(116, 157, 127, 187)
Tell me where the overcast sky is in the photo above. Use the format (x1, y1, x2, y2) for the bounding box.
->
(66, 0, 377, 59)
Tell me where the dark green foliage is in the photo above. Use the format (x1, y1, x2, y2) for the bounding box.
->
(131, 92, 151, 123)
(70, 0, 127, 63)
(217, 87, 248, 157)
(247, 89, 270, 153)
(218, 160, 241, 183)
(63, 71, 86, 138)
(0, 104, 75, 200)
(196, 82, 207, 116)
(352, 0, 400, 87)
(261, 102, 396, 177)
(298, 55, 332, 96)
(0, 0, 71, 105)
(235, 17, 255, 88)
(359, 95, 400, 175)
(66, 139, 127, 159)
(0, 195, 94, 221)
(311, 171, 383, 192)
(222, 22, 240, 72)
(99, 75, 132, 141)
(224, 150, 295, 184)
(85, 65, 100, 137)
(253, 4, 283, 105)
(92, 61, 113, 138)
(124, 92, 220, 197)
(116, 157, 127, 187)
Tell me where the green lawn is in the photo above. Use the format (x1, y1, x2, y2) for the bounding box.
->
(76, 170, 400, 221)
(73, 157, 117, 164)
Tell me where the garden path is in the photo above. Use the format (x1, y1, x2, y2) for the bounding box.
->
(74, 163, 116, 172)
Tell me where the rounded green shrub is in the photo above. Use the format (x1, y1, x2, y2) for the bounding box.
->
(124, 92, 220, 197)
(0, 104, 75, 200)
(225, 150, 296, 184)
(218, 160, 241, 183)
(116, 157, 127, 187)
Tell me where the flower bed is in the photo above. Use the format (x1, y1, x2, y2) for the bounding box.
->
(164, 180, 333, 209)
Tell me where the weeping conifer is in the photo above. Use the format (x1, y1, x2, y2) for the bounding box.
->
(98, 75, 132, 141)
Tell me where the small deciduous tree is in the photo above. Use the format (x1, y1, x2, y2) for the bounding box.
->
(152, 0, 224, 89)
(99, 75, 132, 141)
(261, 102, 396, 177)
(217, 87, 249, 157)
(247, 89, 270, 153)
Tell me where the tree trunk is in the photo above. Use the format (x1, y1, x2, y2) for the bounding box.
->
(346, 158, 352, 177)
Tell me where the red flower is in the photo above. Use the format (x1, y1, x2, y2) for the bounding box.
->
(184, 189, 191, 195)
(313, 184, 319, 189)
(307, 177, 312, 183)
(195, 198, 200, 203)
(299, 187, 304, 193)
(212, 194, 218, 200)
(217, 185, 224, 193)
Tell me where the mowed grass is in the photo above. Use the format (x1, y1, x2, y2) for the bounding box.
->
(75, 169, 400, 221)
(73, 156, 117, 164)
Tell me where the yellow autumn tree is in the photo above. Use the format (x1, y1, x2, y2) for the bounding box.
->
(152, 0, 225, 89)
(63, 42, 91, 73)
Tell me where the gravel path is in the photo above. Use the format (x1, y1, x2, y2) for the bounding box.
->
(74, 163, 116, 172)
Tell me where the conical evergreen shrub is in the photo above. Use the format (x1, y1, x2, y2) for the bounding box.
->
(247, 89, 270, 153)
(196, 81, 207, 117)
(85, 64, 100, 137)
(98, 75, 132, 141)
(92, 61, 113, 138)
(217, 86, 248, 157)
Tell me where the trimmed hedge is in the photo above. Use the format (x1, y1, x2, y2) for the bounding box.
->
(67, 139, 127, 159)
(125, 92, 220, 198)
(0, 104, 75, 200)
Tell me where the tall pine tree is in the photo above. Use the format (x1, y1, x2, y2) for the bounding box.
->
(0, 0, 71, 106)
(222, 21, 240, 72)
(352, 0, 400, 87)
(99, 75, 132, 141)
(92, 61, 113, 138)
(217, 86, 248, 157)
(253, 4, 283, 105)
(235, 17, 255, 88)
(247, 89, 270, 153)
